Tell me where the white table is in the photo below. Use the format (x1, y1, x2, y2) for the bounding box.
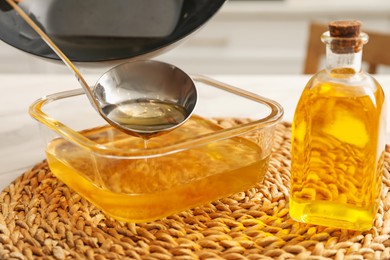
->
(1, 73, 390, 191)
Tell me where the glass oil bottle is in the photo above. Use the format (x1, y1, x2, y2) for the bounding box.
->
(290, 21, 386, 231)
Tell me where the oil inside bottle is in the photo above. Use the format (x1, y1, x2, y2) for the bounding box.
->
(102, 98, 188, 138)
(45, 115, 269, 222)
(290, 70, 386, 231)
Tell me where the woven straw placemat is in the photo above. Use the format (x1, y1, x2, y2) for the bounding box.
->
(1, 121, 390, 260)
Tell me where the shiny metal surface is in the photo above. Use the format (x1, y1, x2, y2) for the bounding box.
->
(94, 60, 197, 137)
(0, 0, 226, 63)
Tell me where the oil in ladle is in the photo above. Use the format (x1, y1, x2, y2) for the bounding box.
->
(103, 98, 188, 140)
(106, 99, 188, 150)
(103, 98, 189, 151)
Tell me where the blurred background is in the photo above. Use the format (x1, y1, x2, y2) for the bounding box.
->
(1, 0, 389, 75)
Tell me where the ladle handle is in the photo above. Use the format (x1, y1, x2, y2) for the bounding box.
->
(5, 0, 99, 110)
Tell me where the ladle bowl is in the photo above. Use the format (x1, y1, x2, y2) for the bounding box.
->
(93, 60, 197, 138)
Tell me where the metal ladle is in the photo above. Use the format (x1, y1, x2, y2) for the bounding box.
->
(7, 0, 197, 138)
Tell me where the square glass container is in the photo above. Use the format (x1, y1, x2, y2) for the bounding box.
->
(29, 75, 283, 223)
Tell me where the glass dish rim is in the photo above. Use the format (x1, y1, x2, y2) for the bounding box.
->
(29, 75, 284, 158)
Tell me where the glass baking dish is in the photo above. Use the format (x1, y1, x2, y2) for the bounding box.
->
(29, 75, 283, 223)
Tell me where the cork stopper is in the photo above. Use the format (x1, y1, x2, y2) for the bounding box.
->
(329, 20, 361, 38)
(327, 20, 364, 53)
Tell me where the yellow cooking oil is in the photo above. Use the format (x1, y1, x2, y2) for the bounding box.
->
(290, 71, 386, 231)
(46, 115, 269, 223)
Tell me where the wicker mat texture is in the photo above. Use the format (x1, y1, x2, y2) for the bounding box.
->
(1, 121, 390, 260)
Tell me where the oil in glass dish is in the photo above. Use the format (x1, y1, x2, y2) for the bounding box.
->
(45, 115, 269, 223)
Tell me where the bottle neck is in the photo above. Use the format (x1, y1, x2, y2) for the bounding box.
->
(321, 31, 368, 75)
(325, 46, 363, 74)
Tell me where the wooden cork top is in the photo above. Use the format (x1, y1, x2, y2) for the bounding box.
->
(327, 20, 363, 54)
(328, 20, 361, 38)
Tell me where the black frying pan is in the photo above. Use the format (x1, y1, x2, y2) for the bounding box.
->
(0, 0, 226, 62)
